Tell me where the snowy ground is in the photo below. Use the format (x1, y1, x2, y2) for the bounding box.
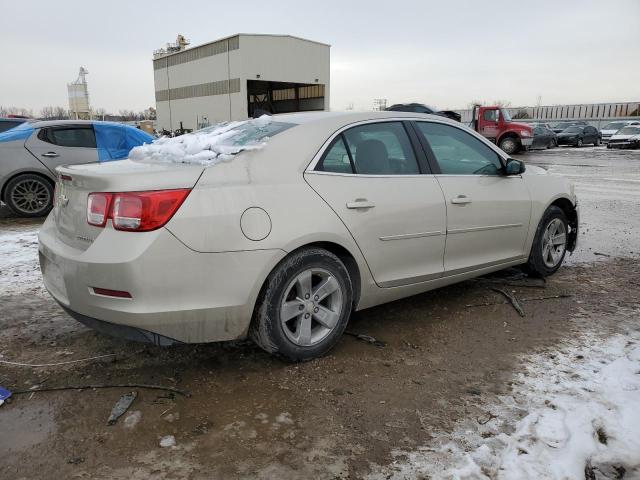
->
(369, 312, 640, 479)
(0, 223, 44, 297)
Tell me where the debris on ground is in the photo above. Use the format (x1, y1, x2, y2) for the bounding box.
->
(107, 391, 137, 426)
(0, 386, 11, 407)
(0, 353, 116, 368)
(345, 331, 387, 347)
(159, 435, 177, 448)
(491, 287, 526, 317)
(10, 383, 190, 397)
(123, 410, 142, 429)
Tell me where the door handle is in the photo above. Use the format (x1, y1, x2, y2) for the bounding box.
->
(42, 152, 59, 158)
(451, 195, 472, 205)
(346, 199, 375, 210)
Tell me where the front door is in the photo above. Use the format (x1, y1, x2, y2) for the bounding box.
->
(25, 125, 98, 173)
(305, 121, 447, 287)
(413, 121, 532, 274)
(480, 108, 500, 140)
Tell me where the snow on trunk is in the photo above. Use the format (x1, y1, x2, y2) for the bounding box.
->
(129, 115, 273, 166)
(369, 321, 640, 479)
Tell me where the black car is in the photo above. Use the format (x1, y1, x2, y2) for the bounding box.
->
(551, 121, 588, 134)
(556, 125, 601, 147)
(0, 117, 28, 134)
(532, 126, 558, 149)
(386, 103, 462, 122)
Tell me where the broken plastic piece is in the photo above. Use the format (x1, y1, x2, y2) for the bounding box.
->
(107, 391, 137, 426)
(345, 331, 387, 347)
(0, 386, 11, 406)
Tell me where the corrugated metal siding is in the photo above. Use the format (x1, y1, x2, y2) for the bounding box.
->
(155, 78, 241, 101)
(153, 36, 239, 70)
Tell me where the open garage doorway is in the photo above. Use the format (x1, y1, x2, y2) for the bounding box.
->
(247, 80, 325, 117)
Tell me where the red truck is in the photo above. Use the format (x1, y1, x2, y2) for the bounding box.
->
(470, 105, 533, 154)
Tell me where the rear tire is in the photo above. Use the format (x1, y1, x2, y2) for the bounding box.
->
(525, 206, 569, 277)
(250, 247, 353, 362)
(4, 173, 53, 217)
(499, 136, 519, 155)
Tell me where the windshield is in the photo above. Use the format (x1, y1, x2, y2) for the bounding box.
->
(564, 126, 583, 133)
(198, 119, 294, 146)
(618, 126, 640, 135)
(603, 122, 627, 131)
(500, 108, 512, 122)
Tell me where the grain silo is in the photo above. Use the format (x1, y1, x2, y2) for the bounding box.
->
(68, 67, 91, 120)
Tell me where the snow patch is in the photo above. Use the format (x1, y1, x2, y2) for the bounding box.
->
(369, 324, 640, 479)
(0, 226, 43, 297)
(129, 116, 273, 166)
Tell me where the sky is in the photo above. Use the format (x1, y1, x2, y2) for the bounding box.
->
(1, 0, 639, 114)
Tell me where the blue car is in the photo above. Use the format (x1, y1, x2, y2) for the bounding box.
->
(0, 120, 153, 216)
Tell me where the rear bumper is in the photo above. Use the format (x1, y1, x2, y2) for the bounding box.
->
(607, 141, 640, 149)
(38, 214, 286, 343)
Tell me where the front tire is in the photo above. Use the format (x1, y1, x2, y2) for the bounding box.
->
(250, 247, 353, 362)
(499, 136, 519, 155)
(4, 173, 54, 217)
(576, 138, 583, 148)
(525, 206, 569, 277)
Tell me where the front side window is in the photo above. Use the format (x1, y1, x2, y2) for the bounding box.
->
(39, 127, 97, 148)
(341, 122, 419, 175)
(415, 122, 503, 176)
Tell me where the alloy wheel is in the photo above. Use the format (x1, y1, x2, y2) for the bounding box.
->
(9, 178, 51, 215)
(280, 268, 343, 347)
(541, 218, 567, 268)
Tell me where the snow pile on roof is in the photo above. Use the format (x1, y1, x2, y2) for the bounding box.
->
(129, 115, 272, 166)
(369, 324, 640, 479)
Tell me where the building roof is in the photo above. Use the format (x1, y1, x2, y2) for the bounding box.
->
(155, 33, 330, 60)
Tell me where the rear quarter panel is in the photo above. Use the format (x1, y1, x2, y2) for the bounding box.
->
(0, 140, 55, 198)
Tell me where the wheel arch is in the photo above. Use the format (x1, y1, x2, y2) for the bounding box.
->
(253, 240, 363, 317)
(548, 196, 578, 252)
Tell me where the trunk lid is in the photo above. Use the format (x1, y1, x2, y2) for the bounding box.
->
(53, 159, 204, 250)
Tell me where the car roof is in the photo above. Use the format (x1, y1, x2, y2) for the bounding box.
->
(271, 110, 448, 126)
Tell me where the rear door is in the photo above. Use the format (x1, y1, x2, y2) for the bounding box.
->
(304, 120, 447, 287)
(412, 121, 531, 275)
(25, 125, 98, 172)
(480, 108, 499, 140)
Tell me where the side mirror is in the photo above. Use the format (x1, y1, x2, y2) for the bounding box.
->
(505, 158, 525, 175)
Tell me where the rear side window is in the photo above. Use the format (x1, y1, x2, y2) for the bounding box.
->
(343, 122, 419, 175)
(38, 127, 96, 148)
(415, 122, 503, 176)
(316, 136, 354, 174)
(0, 121, 23, 133)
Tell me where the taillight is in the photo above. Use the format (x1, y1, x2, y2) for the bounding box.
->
(87, 189, 190, 232)
(87, 193, 113, 227)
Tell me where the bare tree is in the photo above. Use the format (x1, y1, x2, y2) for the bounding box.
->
(492, 99, 512, 107)
(94, 108, 108, 120)
(0, 106, 34, 117)
(53, 106, 69, 120)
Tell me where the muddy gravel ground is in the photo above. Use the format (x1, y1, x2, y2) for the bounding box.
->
(0, 146, 639, 479)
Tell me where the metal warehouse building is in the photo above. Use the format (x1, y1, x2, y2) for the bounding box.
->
(153, 34, 330, 132)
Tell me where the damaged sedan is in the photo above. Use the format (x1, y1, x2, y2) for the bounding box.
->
(38, 112, 578, 361)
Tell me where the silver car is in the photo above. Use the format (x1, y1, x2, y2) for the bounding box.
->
(0, 120, 153, 217)
(39, 112, 578, 361)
